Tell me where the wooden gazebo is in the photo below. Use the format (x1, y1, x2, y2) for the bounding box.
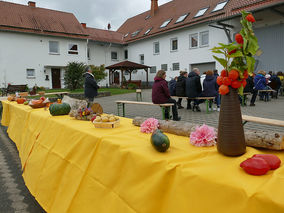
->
(105, 60, 151, 87)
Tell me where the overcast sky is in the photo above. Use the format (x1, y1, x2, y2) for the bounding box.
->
(6, 0, 172, 30)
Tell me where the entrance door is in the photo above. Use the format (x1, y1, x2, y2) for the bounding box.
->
(114, 71, 120, 84)
(190, 62, 216, 74)
(51, 68, 61, 89)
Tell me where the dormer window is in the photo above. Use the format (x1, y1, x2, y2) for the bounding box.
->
(175, 13, 189, 24)
(124, 33, 129, 38)
(144, 27, 152, 35)
(131, 30, 141, 37)
(194, 8, 208, 17)
(160, 19, 172, 28)
(212, 1, 228, 12)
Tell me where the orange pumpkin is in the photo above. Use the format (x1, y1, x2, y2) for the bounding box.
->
(219, 85, 229, 95)
(16, 98, 26, 104)
(7, 96, 14, 101)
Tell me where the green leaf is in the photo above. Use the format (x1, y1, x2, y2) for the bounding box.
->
(212, 50, 224, 54)
(213, 55, 227, 68)
(246, 56, 255, 73)
(228, 51, 244, 58)
(238, 85, 244, 96)
(247, 36, 259, 55)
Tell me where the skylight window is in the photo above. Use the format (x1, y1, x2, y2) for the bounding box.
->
(124, 33, 129, 38)
(144, 27, 152, 35)
(212, 1, 228, 12)
(145, 15, 151, 20)
(131, 30, 140, 37)
(175, 13, 189, 23)
(160, 19, 172, 28)
(194, 8, 208, 17)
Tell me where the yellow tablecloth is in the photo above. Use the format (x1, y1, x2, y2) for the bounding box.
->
(2, 100, 284, 213)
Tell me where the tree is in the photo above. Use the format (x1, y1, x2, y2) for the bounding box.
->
(89, 64, 107, 83)
(64, 62, 85, 90)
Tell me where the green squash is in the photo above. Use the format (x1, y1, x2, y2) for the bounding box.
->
(151, 129, 170, 152)
(49, 103, 71, 116)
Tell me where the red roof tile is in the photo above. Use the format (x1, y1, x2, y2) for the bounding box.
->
(117, 0, 284, 43)
(0, 1, 88, 39)
(85, 27, 124, 44)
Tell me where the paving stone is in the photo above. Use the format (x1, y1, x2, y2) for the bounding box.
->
(11, 202, 28, 211)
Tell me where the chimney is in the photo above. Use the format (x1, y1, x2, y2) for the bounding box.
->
(151, 0, 158, 16)
(81, 23, 87, 28)
(28, 1, 36, 7)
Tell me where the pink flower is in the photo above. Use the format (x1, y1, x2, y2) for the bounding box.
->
(140, 118, 159, 134)
(190, 124, 216, 147)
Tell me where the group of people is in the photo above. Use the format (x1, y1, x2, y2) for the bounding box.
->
(152, 68, 220, 121)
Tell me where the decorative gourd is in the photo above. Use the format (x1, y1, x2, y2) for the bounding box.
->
(151, 129, 170, 152)
(49, 103, 71, 116)
(16, 98, 26, 104)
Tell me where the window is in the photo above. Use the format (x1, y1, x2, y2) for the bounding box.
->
(49, 41, 59, 54)
(87, 47, 90, 60)
(160, 19, 172, 28)
(194, 8, 208, 17)
(26, 69, 35, 78)
(68, 44, 78, 55)
(150, 66, 157, 73)
(144, 27, 152, 35)
(153, 42, 160, 54)
(111, 51, 118, 60)
(145, 15, 151, 20)
(175, 13, 189, 23)
(200, 31, 209, 47)
(124, 33, 129, 38)
(124, 50, 128, 59)
(212, 1, 228, 12)
(189, 33, 198, 48)
(172, 63, 180, 71)
(171, 38, 178, 51)
(131, 30, 140, 37)
(161, 64, 168, 71)
(140, 54, 144, 64)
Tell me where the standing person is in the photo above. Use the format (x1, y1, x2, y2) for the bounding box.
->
(186, 68, 202, 112)
(176, 71, 188, 109)
(250, 70, 267, 106)
(168, 76, 177, 96)
(243, 74, 254, 105)
(152, 70, 181, 121)
(84, 66, 100, 104)
(201, 70, 219, 111)
(213, 69, 219, 77)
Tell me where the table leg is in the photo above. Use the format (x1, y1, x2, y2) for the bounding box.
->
(122, 103, 125, 117)
(241, 95, 245, 107)
(161, 107, 165, 120)
(117, 103, 121, 116)
(206, 100, 209, 114)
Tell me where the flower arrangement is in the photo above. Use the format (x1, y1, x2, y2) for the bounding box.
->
(190, 124, 216, 147)
(140, 118, 159, 134)
(211, 11, 259, 95)
(72, 106, 96, 120)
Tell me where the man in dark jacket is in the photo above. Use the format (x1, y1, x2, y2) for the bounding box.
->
(186, 68, 202, 111)
(168, 77, 177, 96)
(176, 71, 188, 109)
(84, 66, 100, 103)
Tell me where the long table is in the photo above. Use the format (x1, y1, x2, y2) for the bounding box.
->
(1, 100, 284, 213)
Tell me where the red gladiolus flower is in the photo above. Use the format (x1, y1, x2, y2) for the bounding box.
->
(228, 49, 237, 55)
(219, 85, 229, 95)
(223, 77, 232, 86)
(228, 69, 239, 81)
(235, 33, 244, 44)
(231, 80, 242, 89)
(246, 14, 255, 23)
(243, 70, 249, 79)
(221, 69, 227, 77)
(216, 76, 223, 86)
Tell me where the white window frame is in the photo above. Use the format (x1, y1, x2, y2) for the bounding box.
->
(139, 54, 144, 64)
(144, 27, 152, 35)
(68, 43, 78, 55)
(153, 42, 160, 55)
(150, 66, 157, 73)
(49, 41, 59, 54)
(172, 63, 180, 71)
(161, 64, 168, 71)
(194, 8, 208, 17)
(26, 69, 35, 79)
(189, 33, 199, 49)
(111, 51, 118, 60)
(170, 38, 178, 52)
(160, 18, 172, 28)
(212, 1, 228, 12)
(199, 31, 209, 47)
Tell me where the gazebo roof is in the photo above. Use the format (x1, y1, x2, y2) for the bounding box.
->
(105, 60, 151, 70)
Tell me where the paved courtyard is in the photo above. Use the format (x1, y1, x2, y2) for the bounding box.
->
(0, 90, 283, 212)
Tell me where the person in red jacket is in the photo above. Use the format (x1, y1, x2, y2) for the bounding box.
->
(152, 70, 181, 121)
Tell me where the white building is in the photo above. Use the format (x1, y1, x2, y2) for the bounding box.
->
(1, 0, 284, 88)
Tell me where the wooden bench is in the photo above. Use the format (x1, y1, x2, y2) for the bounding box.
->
(2, 84, 27, 96)
(242, 115, 284, 127)
(258, 89, 275, 102)
(115, 100, 174, 120)
(171, 96, 215, 113)
(136, 89, 142, 101)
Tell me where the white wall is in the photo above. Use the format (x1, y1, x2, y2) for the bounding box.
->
(126, 23, 229, 83)
(0, 31, 87, 88)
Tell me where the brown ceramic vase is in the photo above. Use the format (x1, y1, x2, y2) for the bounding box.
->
(217, 87, 246, 156)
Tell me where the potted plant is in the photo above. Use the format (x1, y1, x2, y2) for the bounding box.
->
(211, 11, 259, 156)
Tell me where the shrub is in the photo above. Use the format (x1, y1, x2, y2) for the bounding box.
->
(64, 62, 85, 90)
(89, 64, 107, 83)
(127, 83, 137, 90)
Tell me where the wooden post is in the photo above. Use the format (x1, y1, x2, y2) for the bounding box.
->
(129, 69, 132, 81)
(108, 69, 111, 86)
(121, 69, 124, 87)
